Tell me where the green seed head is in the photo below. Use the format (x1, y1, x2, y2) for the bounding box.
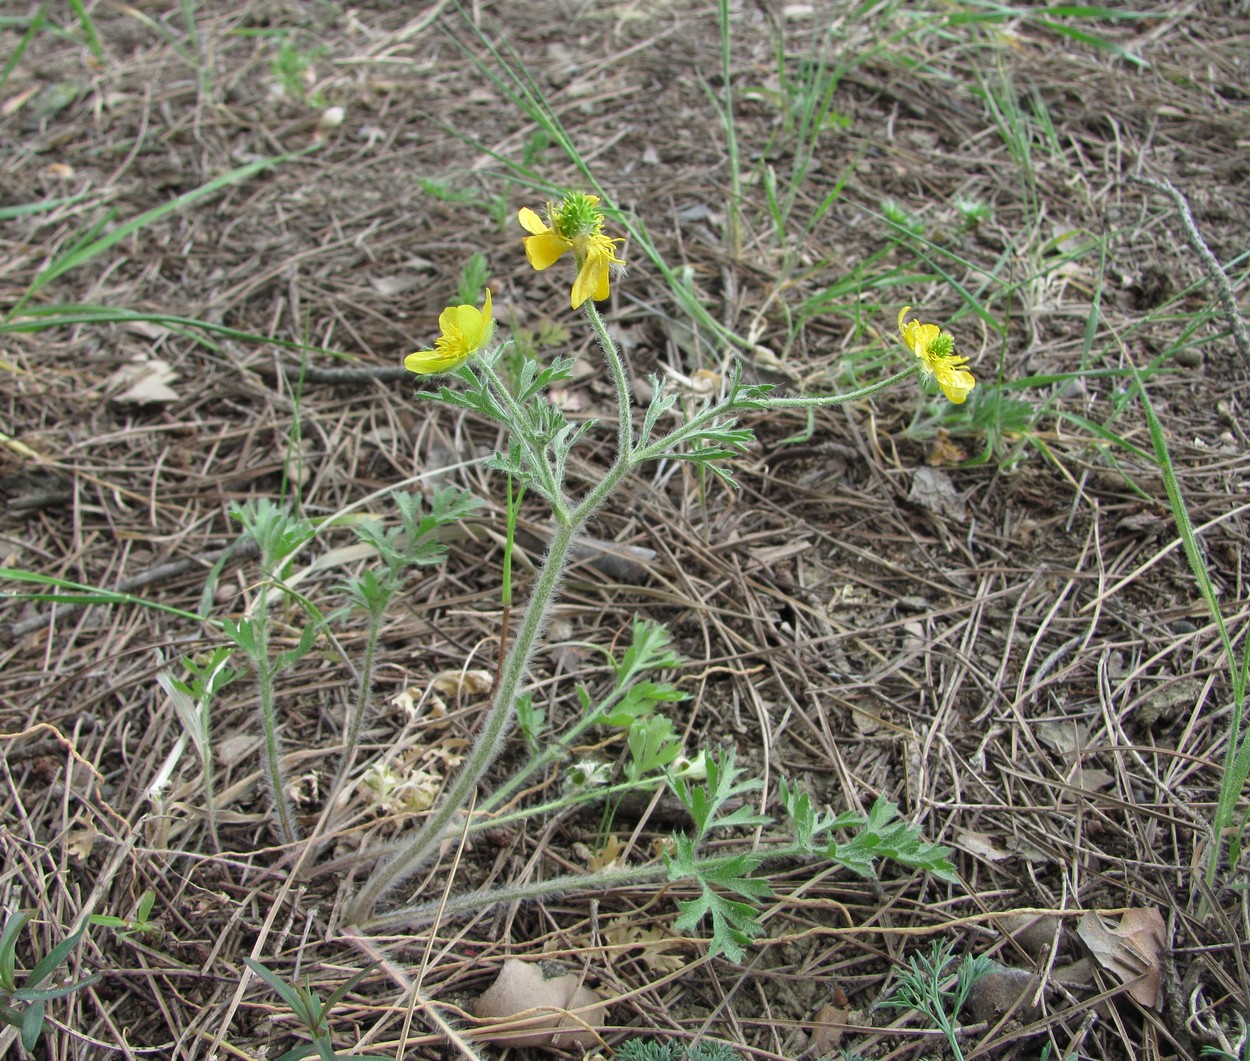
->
(929, 332, 955, 359)
(553, 193, 604, 239)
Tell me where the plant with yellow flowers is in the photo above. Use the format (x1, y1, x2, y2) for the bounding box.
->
(518, 194, 626, 308)
(343, 190, 965, 958)
(898, 306, 976, 405)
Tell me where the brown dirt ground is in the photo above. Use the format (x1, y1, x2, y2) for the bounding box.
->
(2, 2, 1249, 1059)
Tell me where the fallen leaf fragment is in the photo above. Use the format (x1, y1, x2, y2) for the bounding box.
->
(587, 834, 626, 872)
(998, 912, 1062, 959)
(927, 434, 967, 466)
(473, 959, 607, 1051)
(431, 668, 493, 697)
(604, 917, 686, 974)
(66, 823, 99, 862)
(368, 275, 416, 297)
(107, 358, 180, 404)
(2, 85, 39, 116)
(1076, 907, 1166, 1009)
(908, 466, 966, 521)
(315, 105, 345, 140)
(957, 829, 1013, 862)
(807, 1003, 849, 1055)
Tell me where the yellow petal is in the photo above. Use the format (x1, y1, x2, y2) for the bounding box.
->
(898, 306, 939, 360)
(910, 323, 942, 360)
(470, 287, 494, 347)
(936, 366, 976, 404)
(405, 291, 493, 375)
(571, 251, 610, 308)
(523, 231, 570, 271)
(443, 295, 490, 349)
(404, 342, 468, 374)
(517, 207, 549, 235)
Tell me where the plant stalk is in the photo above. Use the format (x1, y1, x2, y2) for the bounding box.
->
(584, 301, 634, 457)
(332, 601, 384, 796)
(255, 582, 298, 846)
(345, 515, 582, 922)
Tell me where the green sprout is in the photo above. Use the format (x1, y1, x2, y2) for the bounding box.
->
(0, 910, 100, 1053)
(245, 959, 387, 1061)
(879, 940, 991, 1061)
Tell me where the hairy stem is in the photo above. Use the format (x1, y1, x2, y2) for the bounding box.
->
(200, 696, 220, 853)
(347, 323, 916, 921)
(356, 839, 814, 932)
(333, 602, 383, 796)
(477, 359, 567, 514)
(255, 583, 298, 846)
(478, 657, 664, 816)
(347, 302, 651, 921)
(584, 301, 634, 457)
(1130, 174, 1250, 368)
(345, 517, 582, 922)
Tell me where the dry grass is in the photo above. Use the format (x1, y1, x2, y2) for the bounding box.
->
(2, 2, 1249, 1059)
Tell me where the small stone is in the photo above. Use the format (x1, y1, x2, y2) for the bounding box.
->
(967, 963, 1044, 1025)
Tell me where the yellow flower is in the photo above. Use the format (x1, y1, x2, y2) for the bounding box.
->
(518, 193, 626, 308)
(404, 289, 494, 375)
(898, 306, 976, 405)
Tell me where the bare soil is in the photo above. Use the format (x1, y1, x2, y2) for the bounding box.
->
(2, 2, 1249, 1059)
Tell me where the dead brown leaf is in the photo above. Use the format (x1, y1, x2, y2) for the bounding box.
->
(587, 834, 626, 872)
(807, 1003, 849, 1055)
(473, 959, 608, 1052)
(1076, 908, 1166, 1009)
(431, 669, 494, 697)
(604, 918, 686, 975)
(957, 829, 1013, 862)
(66, 822, 98, 862)
(106, 357, 180, 404)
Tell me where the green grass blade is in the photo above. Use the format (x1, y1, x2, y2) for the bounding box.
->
(1035, 19, 1147, 66)
(243, 958, 306, 1013)
(0, 193, 90, 221)
(716, 0, 743, 254)
(12, 148, 314, 314)
(1, 569, 219, 628)
(66, 0, 103, 61)
(13, 973, 101, 1004)
(1050, 409, 1153, 463)
(25, 919, 89, 989)
(448, 14, 748, 355)
(0, 5, 46, 93)
(0, 304, 359, 362)
(1132, 367, 1247, 883)
(20, 1000, 44, 1051)
(320, 962, 379, 1011)
(0, 912, 31, 991)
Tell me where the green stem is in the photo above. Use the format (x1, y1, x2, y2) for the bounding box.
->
(477, 359, 568, 516)
(347, 340, 920, 920)
(479, 671, 656, 816)
(502, 476, 520, 611)
(334, 602, 383, 793)
(758, 365, 918, 410)
(183, 653, 235, 853)
(346, 516, 583, 922)
(347, 319, 650, 919)
(583, 300, 633, 457)
(200, 698, 220, 853)
(357, 840, 811, 932)
(716, 0, 742, 257)
(475, 775, 669, 832)
(254, 582, 298, 846)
